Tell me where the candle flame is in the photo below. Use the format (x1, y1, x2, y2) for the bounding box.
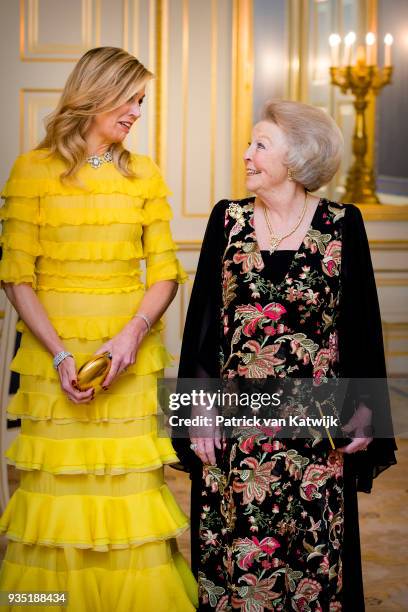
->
(329, 33, 341, 47)
(344, 31, 356, 46)
(384, 33, 393, 46)
(366, 32, 376, 46)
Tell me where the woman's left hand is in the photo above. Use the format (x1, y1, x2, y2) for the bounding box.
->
(337, 436, 373, 454)
(337, 402, 373, 454)
(95, 318, 147, 389)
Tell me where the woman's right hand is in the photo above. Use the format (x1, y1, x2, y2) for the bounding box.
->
(189, 404, 225, 464)
(57, 356, 94, 404)
(2, 284, 95, 404)
(190, 432, 222, 466)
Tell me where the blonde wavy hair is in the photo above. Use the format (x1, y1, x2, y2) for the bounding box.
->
(37, 47, 153, 182)
(262, 100, 344, 192)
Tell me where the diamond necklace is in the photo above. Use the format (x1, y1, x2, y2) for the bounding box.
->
(262, 191, 308, 254)
(86, 149, 113, 169)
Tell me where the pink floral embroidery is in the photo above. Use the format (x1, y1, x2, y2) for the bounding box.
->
(231, 573, 281, 610)
(233, 536, 281, 570)
(322, 240, 341, 277)
(233, 456, 280, 504)
(293, 578, 322, 611)
(236, 302, 287, 336)
(233, 245, 264, 273)
(237, 340, 285, 378)
(313, 348, 331, 385)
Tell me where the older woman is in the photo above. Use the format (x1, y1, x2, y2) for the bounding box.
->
(0, 47, 196, 610)
(176, 100, 396, 611)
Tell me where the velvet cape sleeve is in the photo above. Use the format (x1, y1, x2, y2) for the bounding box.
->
(339, 204, 397, 493)
(172, 200, 229, 472)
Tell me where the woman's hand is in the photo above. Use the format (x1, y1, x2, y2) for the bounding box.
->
(95, 281, 178, 389)
(189, 405, 225, 465)
(190, 433, 223, 466)
(2, 283, 94, 403)
(57, 356, 94, 404)
(96, 317, 147, 389)
(337, 402, 373, 454)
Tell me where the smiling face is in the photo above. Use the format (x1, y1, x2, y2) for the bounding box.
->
(87, 86, 146, 151)
(244, 120, 290, 195)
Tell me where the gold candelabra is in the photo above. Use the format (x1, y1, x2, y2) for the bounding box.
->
(329, 33, 394, 204)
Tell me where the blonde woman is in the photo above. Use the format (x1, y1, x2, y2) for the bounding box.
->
(176, 100, 396, 610)
(0, 47, 196, 610)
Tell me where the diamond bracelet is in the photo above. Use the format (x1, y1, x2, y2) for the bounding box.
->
(133, 313, 152, 333)
(53, 351, 74, 370)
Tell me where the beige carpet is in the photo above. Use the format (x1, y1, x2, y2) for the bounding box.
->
(0, 441, 406, 611)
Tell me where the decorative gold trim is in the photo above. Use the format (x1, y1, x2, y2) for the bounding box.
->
(123, 0, 129, 52)
(210, 0, 217, 208)
(19, 88, 63, 154)
(377, 278, 408, 287)
(155, 0, 168, 172)
(148, 0, 156, 160)
(286, 0, 299, 99)
(176, 240, 202, 251)
(357, 203, 408, 221)
(294, 0, 309, 101)
(181, 0, 189, 214)
(366, 0, 377, 167)
(123, 0, 140, 56)
(311, 0, 330, 85)
(94, 0, 101, 48)
(376, 269, 408, 274)
(20, 0, 101, 61)
(383, 322, 408, 330)
(231, 0, 253, 199)
(370, 240, 408, 251)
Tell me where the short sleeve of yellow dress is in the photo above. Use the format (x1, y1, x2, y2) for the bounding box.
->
(0, 150, 197, 611)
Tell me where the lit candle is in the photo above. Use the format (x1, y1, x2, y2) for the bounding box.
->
(384, 33, 393, 66)
(329, 33, 341, 66)
(343, 31, 356, 65)
(356, 45, 366, 66)
(365, 32, 376, 65)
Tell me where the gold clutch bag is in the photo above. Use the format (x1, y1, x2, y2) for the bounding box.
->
(76, 352, 112, 391)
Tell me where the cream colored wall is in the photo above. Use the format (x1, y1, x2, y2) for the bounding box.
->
(0, 1, 406, 504)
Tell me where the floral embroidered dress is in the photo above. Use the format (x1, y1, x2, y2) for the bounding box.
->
(0, 150, 197, 611)
(175, 197, 397, 612)
(200, 198, 345, 611)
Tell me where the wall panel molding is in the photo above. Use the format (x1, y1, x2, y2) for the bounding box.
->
(19, 88, 62, 153)
(231, 0, 253, 199)
(20, 0, 101, 61)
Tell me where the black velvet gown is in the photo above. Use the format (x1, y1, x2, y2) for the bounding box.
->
(174, 198, 397, 611)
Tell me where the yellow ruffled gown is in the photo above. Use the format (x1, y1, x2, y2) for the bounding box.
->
(0, 150, 197, 611)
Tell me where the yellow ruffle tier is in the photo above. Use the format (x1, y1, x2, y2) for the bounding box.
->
(0, 150, 196, 610)
(1, 542, 197, 612)
(6, 432, 177, 475)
